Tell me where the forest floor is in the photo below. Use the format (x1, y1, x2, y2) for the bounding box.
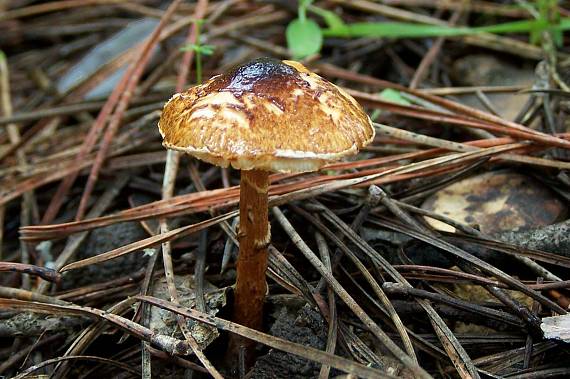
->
(1, 1, 570, 378)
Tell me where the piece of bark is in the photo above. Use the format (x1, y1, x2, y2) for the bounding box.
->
(541, 314, 570, 342)
(496, 219, 570, 259)
(0, 312, 86, 337)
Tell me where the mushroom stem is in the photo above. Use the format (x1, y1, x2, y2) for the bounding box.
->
(234, 169, 270, 331)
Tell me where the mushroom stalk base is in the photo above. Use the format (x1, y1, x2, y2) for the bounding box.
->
(234, 169, 270, 332)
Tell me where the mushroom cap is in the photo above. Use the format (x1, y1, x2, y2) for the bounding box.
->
(158, 58, 374, 173)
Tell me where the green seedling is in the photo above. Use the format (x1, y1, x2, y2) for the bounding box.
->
(180, 20, 216, 84)
(535, 0, 562, 46)
(370, 89, 411, 121)
(285, 1, 568, 57)
(286, 0, 322, 59)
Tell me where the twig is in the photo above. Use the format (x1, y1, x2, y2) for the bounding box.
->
(75, 0, 185, 220)
(0, 0, 126, 21)
(409, 7, 463, 88)
(137, 295, 396, 379)
(0, 298, 192, 356)
(295, 205, 418, 363)
(0, 262, 60, 283)
(37, 174, 130, 294)
(272, 207, 431, 379)
(0, 52, 35, 287)
(315, 232, 338, 379)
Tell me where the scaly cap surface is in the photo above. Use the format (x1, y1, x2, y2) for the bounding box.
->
(158, 58, 374, 173)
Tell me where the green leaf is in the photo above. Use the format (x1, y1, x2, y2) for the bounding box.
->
(180, 44, 197, 52)
(286, 18, 323, 59)
(298, 0, 313, 22)
(552, 28, 564, 46)
(308, 5, 345, 29)
(379, 88, 410, 105)
(370, 89, 410, 120)
(198, 44, 216, 55)
(322, 17, 570, 39)
(323, 22, 470, 38)
(180, 43, 216, 55)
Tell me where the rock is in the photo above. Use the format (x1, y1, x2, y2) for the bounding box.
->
(421, 170, 566, 234)
(542, 314, 570, 342)
(62, 222, 148, 288)
(451, 55, 535, 122)
(0, 312, 86, 337)
(150, 275, 226, 349)
(497, 219, 570, 259)
(57, 18, 159, 100)
(251, 306, 329, 379)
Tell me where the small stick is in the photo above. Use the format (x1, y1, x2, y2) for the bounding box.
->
(75, 0, 185, 220)
(272, 207, 431, 379)
(0, 262, 60, 283)
(524, 277, 543, 369)
(0, 0, 125, 21)
(315, 232, 338, 379)
(409, 7, 462, 89)
(0, 52, 36, 287)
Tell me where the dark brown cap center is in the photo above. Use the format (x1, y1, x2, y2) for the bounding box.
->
(207, 57, 301, 96)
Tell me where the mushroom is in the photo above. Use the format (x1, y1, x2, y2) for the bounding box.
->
(158, 57, 374, 334)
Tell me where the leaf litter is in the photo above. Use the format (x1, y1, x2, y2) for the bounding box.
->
(1, 1, 570, 378)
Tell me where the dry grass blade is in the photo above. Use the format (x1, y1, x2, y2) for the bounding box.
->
(59, 210, 237, 272)
(0, 298, 192, 355)
(444, 234, 570, 268)
(422, 85, 527, 95)
(11, 355, 140, 379)
(37, 175, 130, 294)
(0, 0, 126, 21)
(19, 185, 237, 240)
(154, 2, 221, 378)
(373, 218, 567, 314)
(0, 262, 61, 282)
(136, 295, 397, 379)
(383, 283, 522, 326)
(374, 123, 570, 169)
(315, 232, 339, 379)
(310, 203, 480, 378)
(75, 0, 184, 220)
(272, 207, 431, 379)
(267, 245, 394, 369)
(0, 95, 165, 125)
(350, 89, 570, 149)
(20, 143, 525, 242)
(295, 207, 418, 363)
(0, 286, 69, 306)
(52, 299, 139, 379)
(320, 63, 564, 139)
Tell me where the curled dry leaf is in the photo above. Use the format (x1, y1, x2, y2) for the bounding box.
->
(542, 314, 570, 342)
(150, 275, 227, 349)
(422, 170, 567, 233)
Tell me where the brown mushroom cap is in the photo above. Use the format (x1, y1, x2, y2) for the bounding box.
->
(158, 58, 374, 173)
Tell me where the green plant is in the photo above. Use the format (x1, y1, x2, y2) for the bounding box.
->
(286, 0, 323, 59)
(180, 20, 215, 84)
(370, 89, 411, 121)
(285, 2, 568, 58)
(535, 0, 562, 46)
